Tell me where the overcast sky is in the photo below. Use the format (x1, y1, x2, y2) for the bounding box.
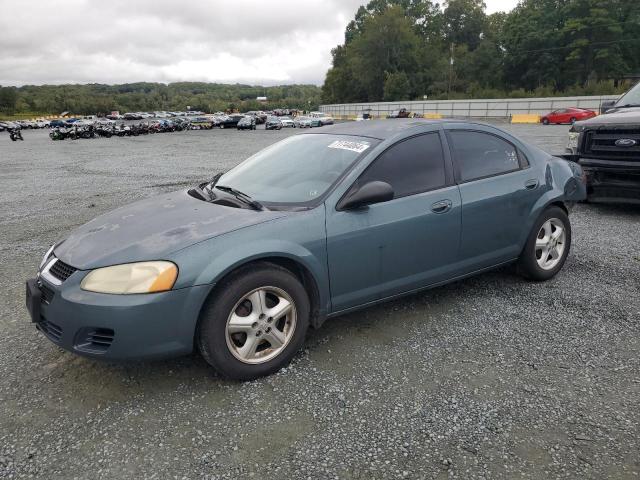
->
(0, 0, 518, 87)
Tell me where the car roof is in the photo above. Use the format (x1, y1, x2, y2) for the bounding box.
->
(315, 118, 478, 140)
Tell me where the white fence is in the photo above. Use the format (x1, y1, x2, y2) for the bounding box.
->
(319, 95, 619, 119)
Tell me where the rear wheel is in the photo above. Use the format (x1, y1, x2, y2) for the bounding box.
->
(570, 117, 577, 124)
(197, 263, 309, 380)
(517, 206, 571, 281)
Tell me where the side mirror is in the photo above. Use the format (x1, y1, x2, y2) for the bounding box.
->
(600, 100, 616, 114)
(338, 181, 394, 210)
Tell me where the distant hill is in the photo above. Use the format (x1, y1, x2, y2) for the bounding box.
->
(0, 82, 322, 116)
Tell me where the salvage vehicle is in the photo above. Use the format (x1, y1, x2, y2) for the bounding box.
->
(279, 116, 295, 128)
(218, 114, 244, 129)
(540, 107, 597, 125)
(565, 81, 640, 203)
(26, 119, 586, 380)
(237, 116, 257, 130)
(265, 116, 283, 130)
(294, 116, 313, 128)
(309, 112, 334, 126)
(387, 108, 411, 119)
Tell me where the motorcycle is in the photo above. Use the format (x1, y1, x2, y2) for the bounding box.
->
(9, 128, 24, 141)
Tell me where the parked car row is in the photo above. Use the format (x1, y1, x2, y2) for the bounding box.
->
(108, 111, 205, 120)
(0, 119, 51, 130)
(49, 119, 192, 140)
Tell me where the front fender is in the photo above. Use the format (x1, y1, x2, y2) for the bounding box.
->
(170, 207, 330, 315)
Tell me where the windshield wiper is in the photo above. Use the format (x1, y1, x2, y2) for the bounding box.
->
(215, 185, 264, 211)
(614, 103, 640, 109)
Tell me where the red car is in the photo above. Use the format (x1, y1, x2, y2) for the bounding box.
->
(540, 107, 596, 125)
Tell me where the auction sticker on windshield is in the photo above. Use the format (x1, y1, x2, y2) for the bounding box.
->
(328, 140, 370, 153)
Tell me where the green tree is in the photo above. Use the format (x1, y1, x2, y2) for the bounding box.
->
(383, 71, 412, 100)
(0, 86, 18, 113)
(336, 5, 421, 102)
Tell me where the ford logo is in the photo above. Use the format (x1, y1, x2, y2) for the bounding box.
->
(615, 138, 637, 147)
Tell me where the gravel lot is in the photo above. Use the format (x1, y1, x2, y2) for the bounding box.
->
(0, 123, 639, 480)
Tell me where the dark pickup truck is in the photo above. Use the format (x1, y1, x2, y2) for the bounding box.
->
(564, 83, 640, 203)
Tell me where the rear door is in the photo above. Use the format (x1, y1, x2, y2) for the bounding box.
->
(445, 127, 542, 272)
(325, 131, 462, 312)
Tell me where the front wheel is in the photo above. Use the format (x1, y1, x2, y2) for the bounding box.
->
(197, 263, 310, 380)
(542, 118, 549, 125)
(570, 117, 577, 124)
(517, 206, 571, 281)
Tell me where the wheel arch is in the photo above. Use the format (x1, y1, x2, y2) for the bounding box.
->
(196, 254, 326, 335)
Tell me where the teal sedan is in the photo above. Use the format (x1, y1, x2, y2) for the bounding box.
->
(26, 120, 586, 380)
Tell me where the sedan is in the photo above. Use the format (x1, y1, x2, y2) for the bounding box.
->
(540, 108, 596, 125)
(26, 120, 586, 380)
(218, 114, 244, 129)
(265, 117, 283, 130)
(280, 116, 295, 128)
(237, 116, 257, 130)
(294, 116, 313, 128)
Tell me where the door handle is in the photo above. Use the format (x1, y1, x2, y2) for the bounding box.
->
(525, 179, 539, 190)
(431, 199, 452, 214)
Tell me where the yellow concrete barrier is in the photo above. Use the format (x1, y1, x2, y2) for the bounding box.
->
(511, 114, 541, 124)
(423, 113, 443, 119)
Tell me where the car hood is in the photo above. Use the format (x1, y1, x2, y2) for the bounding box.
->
(55, 189, 286, 270)
(577, 107, 640, 127)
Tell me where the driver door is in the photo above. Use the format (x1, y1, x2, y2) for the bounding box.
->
(325, 132, 462, 312)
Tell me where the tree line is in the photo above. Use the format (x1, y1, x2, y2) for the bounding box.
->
(322, 0, 640, 104)
(0, 82, 322, 116)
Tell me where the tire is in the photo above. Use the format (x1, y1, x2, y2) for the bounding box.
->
(542, 118, 549, 125)
(517, 206, 571, 281)
(197, 262, 310, 380)
(570, 117, 577, 124)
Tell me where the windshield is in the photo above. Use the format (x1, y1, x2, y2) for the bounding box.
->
(616, 82, 640, 106)
(217, 134, 378, 205)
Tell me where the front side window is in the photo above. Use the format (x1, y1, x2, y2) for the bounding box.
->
(449, 131, 520, 182)
(355, 133, 447, 198)
(615, 81, 640, 107)
(218, 134, 378, 205)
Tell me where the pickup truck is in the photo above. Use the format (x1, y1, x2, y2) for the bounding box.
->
(565, 82, 640, 203)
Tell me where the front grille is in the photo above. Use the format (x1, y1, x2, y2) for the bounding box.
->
(49, 259, 78, 282)
(74, 328, 115, 354)
(37, 319, 63, 342)
(40, 283, 55, 304)
(584, 129, 640, 160)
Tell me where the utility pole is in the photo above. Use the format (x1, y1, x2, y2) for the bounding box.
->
(448, 43, 455, 100)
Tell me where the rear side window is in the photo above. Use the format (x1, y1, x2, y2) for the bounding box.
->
(357, 133, 446, 198)
(449, 131, 520, 182)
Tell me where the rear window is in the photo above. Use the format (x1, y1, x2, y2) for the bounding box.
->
(449, 131, 521, 182)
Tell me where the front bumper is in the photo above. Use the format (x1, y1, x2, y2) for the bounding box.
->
(27, 272, 212, 361)
(579, 158, 640, 204)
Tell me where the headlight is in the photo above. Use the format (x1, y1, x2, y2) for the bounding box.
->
(567, 132, 579, 150)
(80, 261, 178, 294)
(39, 244, 55, 269)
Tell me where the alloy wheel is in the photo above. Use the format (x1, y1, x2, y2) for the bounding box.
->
(225, 286, 297, 364)
(535, 218, 566, 270)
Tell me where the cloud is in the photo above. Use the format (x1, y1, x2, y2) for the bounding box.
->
(0, 0, 517, 86)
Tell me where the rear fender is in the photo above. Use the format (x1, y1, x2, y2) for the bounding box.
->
(517, 158, 585, 249)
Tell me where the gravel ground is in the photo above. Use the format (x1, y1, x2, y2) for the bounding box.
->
(0, 123, 639, 480)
